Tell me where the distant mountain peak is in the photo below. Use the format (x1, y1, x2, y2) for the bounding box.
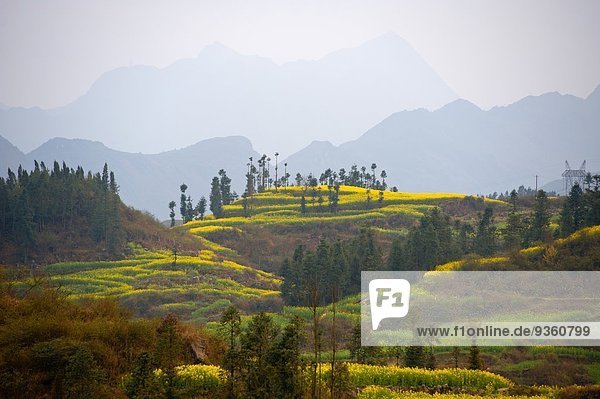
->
(35, 137, 110, 154)
(439, 98, 481, 113)
(198, 41, 239, 57)
(182, 135, 255, 152)
(307, 140, 336, 148)
(366, 31, 410, 45)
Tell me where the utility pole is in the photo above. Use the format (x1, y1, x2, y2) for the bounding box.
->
(535, 175, 538, 192)
(267, 157, 271, 189)
(274, 152, 279, 192)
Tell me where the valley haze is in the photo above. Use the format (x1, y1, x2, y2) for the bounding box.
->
(1, 34, 598, 219)
(0, 34, 456, 156)
(1, 84, 598, 219)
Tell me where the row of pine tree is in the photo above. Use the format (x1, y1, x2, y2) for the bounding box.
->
(0, 161, 123, 261)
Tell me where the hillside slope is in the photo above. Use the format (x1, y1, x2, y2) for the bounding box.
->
(436, 225, 600, 271)
(0, 162, 202, 265)
(31, 185, 498, 322)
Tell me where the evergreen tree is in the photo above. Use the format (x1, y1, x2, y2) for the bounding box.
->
(528, 190, 550, 243)
(179, 183, 188, 221)
(502, 190, 523, 249)
(101, 163, 109, 191)
(221, 306, 242, 399)
(370, 163, 377, 188)
(346, 255, 362, 295)
(432, 209, 459, 261)
(327, 240, 346, 398)
(109, 171, 118, 194)
(452, 347, 460, 368)
(168, 201, 176, 227)
(584, 180, 600, 226)
(458, 223, 474, 254)
(126, 352, 156, 399)
(329, 240, 347, 295)
(154, 314, 186, 399)
(349, 322, 380, 364)
(241, 192, 250, 218)
(268, 316, 303, 399)
(302, 251, 323, 399)
(14, 190, 35, 261)
(289, 245, 305, 304)
(295, 173, 303, 187)
(317, 191, 324, 211)
(315, 239, 331, 301)
(219, 169, 233, 205)
(468, 346, 483, 370)
(186, 195, 194, 222)
(331, 184, 340, 213)
(246, 168, 255, 197)
(106, 184, 123, 255)
(425, 347, 436, 370)
(380, 170, 387, 189)
(355, 228, 383, 272)
(209, 177, 224, 218)
(338, 168, 347, 184)
(300, 195, 307, 214)
(280, 258, 300, 305)
(560, 184, 585, 236)
(195, 196, 207, 220)
(474, 207, 495, 256)
(405, 215, 439, 270)
(63, 346, 106, 399)
(241, 312, 279, 399)
(404, 346, 424, 368)
(387, 238, 404, 271)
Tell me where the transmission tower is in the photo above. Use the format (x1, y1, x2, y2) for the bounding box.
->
(561, 160, 586, 195)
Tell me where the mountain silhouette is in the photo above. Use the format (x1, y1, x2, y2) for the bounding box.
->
(284, 86, 600, 195)
(2, 77, 598, 218)
(0, 33, 456, 155)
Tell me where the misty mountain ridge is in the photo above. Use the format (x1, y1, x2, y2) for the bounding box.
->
(285, 85, 600, 195)
(0, 33, 456, 155)
(14, 135, 259, 219)
(2, 85, 599, 218)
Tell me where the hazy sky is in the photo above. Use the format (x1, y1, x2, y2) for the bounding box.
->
(1, 0, 599, 110)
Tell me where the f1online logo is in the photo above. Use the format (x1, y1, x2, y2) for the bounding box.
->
(369, 279, 411, 330)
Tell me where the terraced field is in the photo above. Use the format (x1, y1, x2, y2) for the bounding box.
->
(32, 186, 499, 322)
(151, 363, 515, 396)
(357, 387, 550, 399)
(191, 185, 485, 226)
(33, 244, 281, 323)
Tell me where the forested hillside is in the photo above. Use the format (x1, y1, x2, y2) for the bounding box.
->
(0, 161, 200, 264)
